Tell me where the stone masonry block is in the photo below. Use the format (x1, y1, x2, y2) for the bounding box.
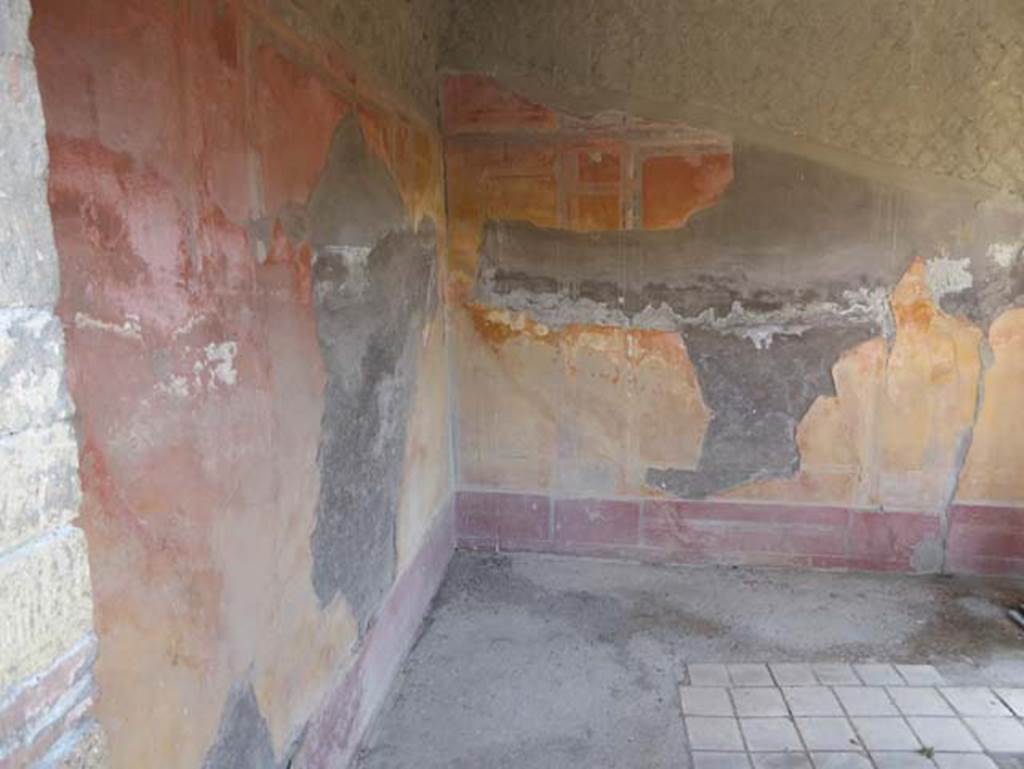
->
(0, 422, 80, 554)
(37, 720, 110, 769)
(0, 308, 71, 433)
(0, 181, 59, 308)
(0, 636, 96, 766)
(0, 526, 94, 692)
(0, 53, 49, 188)
(1, 50, 58, 309)
(0, 0, 32, 57)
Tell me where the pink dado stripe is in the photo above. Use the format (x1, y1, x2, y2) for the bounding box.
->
(455, 491, 1024, 577)
(947, 504, 1024, 576)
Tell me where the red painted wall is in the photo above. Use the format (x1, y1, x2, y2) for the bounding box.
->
(32, 1, 449, 765)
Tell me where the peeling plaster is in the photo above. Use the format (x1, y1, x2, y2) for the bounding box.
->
(478, 280, 893, 349)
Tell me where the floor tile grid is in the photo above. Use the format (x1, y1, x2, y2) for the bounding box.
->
(929, 687, 1024, 754)
(912, 687, 981, 754)
(682, 690, 816, 759)
(683, 661, 916, 765)
(682, 677, 874, 768)
(864, 685, 1024, 756)
(681, 665, 1024, 769)
(683, 687, 885, 769)
(800, 676, 927, 767)
(684, 664, 951, 690)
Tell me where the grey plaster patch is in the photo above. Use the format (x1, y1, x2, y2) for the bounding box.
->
(306, 116, 437, 625)
(307, 117, 408, 249)
(649, 326, 874, 497)
(202, 682, 275, 769)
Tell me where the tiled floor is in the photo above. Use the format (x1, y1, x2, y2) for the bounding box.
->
(681, 663, 1024, 769)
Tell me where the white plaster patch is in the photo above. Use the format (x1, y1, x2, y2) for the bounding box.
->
(156, 340, 239, 398)
(203, 341, 238, 388)
(987, 242, 1021, 269)
(925, 257, 973, 300)
(73, 312, 142, 341)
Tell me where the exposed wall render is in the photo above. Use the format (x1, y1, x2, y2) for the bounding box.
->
(444, 74, 1024, 573)
(647, 327, 877, 499)
(31, 1, 452, 767)
(307, 116, 438, 625)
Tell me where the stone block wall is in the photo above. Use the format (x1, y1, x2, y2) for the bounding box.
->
(0, 0, 106, 765)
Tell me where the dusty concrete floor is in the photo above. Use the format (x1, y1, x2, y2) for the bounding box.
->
(356, 552, 1024, 769)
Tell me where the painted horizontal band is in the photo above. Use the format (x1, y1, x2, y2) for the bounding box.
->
(455, 491, 1024, 576)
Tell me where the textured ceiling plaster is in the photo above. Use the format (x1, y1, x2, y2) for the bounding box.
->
(444, 0, 1024, 197)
